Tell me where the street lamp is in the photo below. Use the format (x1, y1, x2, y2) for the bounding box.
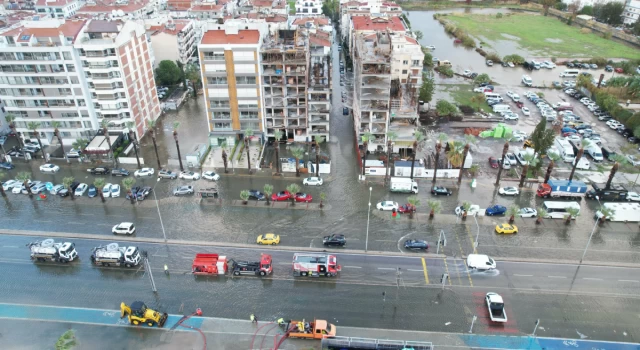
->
(473, 213, 480, 253)
(365, 186, 372, 252)
(154, 177, 167, 242)
(580, 196, 600, 264)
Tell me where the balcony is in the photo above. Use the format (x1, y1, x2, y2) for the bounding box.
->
(89, 73, 121, 80)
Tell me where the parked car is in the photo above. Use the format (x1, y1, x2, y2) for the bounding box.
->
(495, 224, 518, 234)
(521, 107, 530, 116)
(112, 222, 136, 235)
(506, 153, 517, 165)
(136, 186, 152, 200)
(87, 167, 110, 175)
(627, 192, 640, 202)
(126, 186, 141, 199)
(39, 164, 60, 173)
(0, 162, 15, 170)
(87, 185, 98, 198)
(486, 60, 493, 66)
(627, 155, 640, 166)
(111, 184, 121, 197)
(134, 168, 155, 177)
(111, 168, 130, 177)
(397, 204, 416, 214)
(404, 239, 429, 250)
(323, 234, 346, 247)
(605, 65, 613, 72)
(173, 185, 194, 196)
(431, 186, 452, 196)
(518, 207, 537, 218)
(615, 67, 623, 73)
(257, 233, 280, 245)
(486, 205, 507, 216)
(376, 201, 399, 211)
(202, 171, 220, 181)
(272, 190, 292, 201)
(74, 183, 88, 196)
(50, 184, 65, 195)
(102, 183, 112, 198)
(303, 177, 324, 186)
(158, 169, 178, 179)
(179, 171, 201, 180)
(294, 192, 313, 203)
(66, 148, 81, 158)
(499, 187, 520, 196)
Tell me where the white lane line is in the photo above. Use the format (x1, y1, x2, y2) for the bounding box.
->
(548, 276, 567, 279)
(374, 240, 397, 242)
(277, 262, 290, 265)
(618, 279, 640, 283)
(377, 267, 395, 270)
(181, 256, 192, 260)
(343, 266, 362, 269)
(2, 246, 19, 248)
(513, 274, 533, 277)
(407, 269, 423, 272)
(583, 277, 603, 281)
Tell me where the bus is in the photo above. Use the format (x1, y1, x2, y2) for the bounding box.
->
(543, 201, 581, 219)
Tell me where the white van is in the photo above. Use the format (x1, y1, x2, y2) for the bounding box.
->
(467, 254, 496, 271)
(586, 144, 603, 162)
(492, 104, 511, 113)
(553, 102, 571, 110)
(560, 69, 579, 78)
(484, 92, 502, 101)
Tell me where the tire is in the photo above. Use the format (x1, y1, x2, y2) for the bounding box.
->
(324, 273, 330, 277)
(125, 263, 132, 268)
(271, 242, 276, 245)
(258, 241, 263, 245)
(302, 272, 308, 277)
(147, 321, 155, 327)
(132, 320, 139, 325)
(233, 271, 240, 276)
(259, 271, 266, 276)
(102, 262, 108, 267)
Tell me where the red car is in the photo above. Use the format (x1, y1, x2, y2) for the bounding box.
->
(397, 204, 416, 214)
(294, 192, 313, 203)
(271, 190, 292, 201)
(489, 157, 499, 169)
(515, 101, 524, 108)
(615, 67, 623, 73)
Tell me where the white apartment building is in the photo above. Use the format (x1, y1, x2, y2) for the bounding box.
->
(147, 19, 197, 68)
(295, 0, 322, 15)
(623, 0, 640, 24)
(34, 0, 83, 19)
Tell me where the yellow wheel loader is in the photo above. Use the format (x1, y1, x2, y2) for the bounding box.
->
(120, 301, 168, 327)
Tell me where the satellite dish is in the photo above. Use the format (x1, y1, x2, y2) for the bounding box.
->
(106, 243, 120, 251)
(41, 239, 55, 247)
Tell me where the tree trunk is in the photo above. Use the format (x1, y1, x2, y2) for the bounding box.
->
(129, 191, 134, 205)
(519, 165, 529, 188)
(315, 145, 320, 177)
(0, 185, 5, 197)
(222, 150, 228, 173)
(274, 143, 281, 175)
(429, 209, 434, 219)
(432, 142, 441, 184)
(35, 134, 46, 161)
(410, 143, 418, 181)
(151, 133, 161, 169)
(384, 141, 392, 186)
(295, 157, 300, 177)
(361, 141, 367, 177)
(320, 200, 324, 208)
(266, 196, 271, 205)
(245, 137, 252, 174)
(605, 162, 619, 189)
(56, 130, 68, 163)
(509, 215, 515, 223)
(544, 160, 555, 184)
(462, 211, 467, 220)
(104, 128, 117, 167)
(70, 187, 75, 200)
(568, 148, 583, 181)
(99, 190, 105, 203)
(174, 132, 184, 171)
(536, 216, 542, 224)
(291, 197, 295, 206)
(565, 215, 571, 225)
(495, 142, 509, 186)
(458, 143, 470, 184)
(129, 131, 141, 169)
(25, 181, 33, 197)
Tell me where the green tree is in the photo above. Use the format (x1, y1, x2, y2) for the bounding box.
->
(290, 146, 305, 177)
(502, 54, 525, 65)
(474, 73, 491, 84)
(544, 152, 562, 184)
(634, 126, 640, 139)
(461, 201, 472, 219)
(434, 65, 454, 77)
(72, 138, 88, 154)
(565, 207, 580, 224)
(63, 177, 75, 200)
(458, 135, 476, 184)
(596, 2, 624, 25)
(93, 178, 106, 203)
(100, 120, 117, 167)
(313, 135, 325, 177)
(427, 199, 442, 219)
(16, 172, 32, 197)
(569, 139, 590, 181)
(435, 100, 458, 117)
(530, 118, 555, 160)
(419, 74, 435, 103)
(176, 60, 187, 93)
(319, 192, 326, 209)
(519, 153, 539, 188)
(541, 0, 557, 15)
(410, 131, 425, 181)
(555, 2, 567, 11)
(4, 114, 23, 150)
(414, 30, 424, 40)
(433, 133, 448, 184)
(185, 63, 200, 98)
(580, 5, 593, 15)
(423, 52, 433, 67)
(27, 121, 46, 160)
(598, 205, 615, 223)
(273, 130, 284, 174)
(51, 121, 68, 163)
(385, 130, 398, 186)
(54, 329, 77, 350)
(536, 207, 548, 224)
(286, 183, 300, 206)
(406, 195, 420, 219)
(361, 131, 373, 177)
(244, 128, 254, 174)
(606, 155, 627, 189)
(507, 205, 520, 223)
(263, 184, 273, 205)
(446, 141, 465, 168)
(173, 122, 184, 171)
(155, 60, 181, 86)
(220, 141, 229, 173)
(147, 119, 162, 169)
(122, 177, 136, 205)
(240, 190, 250, 204)
(632, 20, 640, 36)
(495, 142, 509, 186)
(125, 121, 141, 168)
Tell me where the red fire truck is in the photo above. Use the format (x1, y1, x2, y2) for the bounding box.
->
(191, 254, 228, 275)
(292, 253, 341, 277)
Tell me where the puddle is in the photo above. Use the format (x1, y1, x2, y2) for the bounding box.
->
(545, 38, 563, 43)
(501, 33, 521, 41)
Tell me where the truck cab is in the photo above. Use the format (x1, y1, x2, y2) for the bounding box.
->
(486, 293, 507, 322)
(287, 319, 336, 339)
(230, 254, 273, 276)
(586, 183, 628, 201)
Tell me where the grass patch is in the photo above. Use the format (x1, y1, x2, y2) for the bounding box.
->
(441, 84, 491, 113)
(445, 13, 639, 59)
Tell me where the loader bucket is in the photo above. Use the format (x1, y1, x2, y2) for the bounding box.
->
(158, 313, 168, 328)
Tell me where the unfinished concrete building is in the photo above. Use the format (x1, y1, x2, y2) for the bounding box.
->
(307, 32, 331, 141)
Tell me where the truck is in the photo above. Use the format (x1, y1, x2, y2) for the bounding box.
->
(486, 293, 507, 322)
(554, 137, 575, 163)
(191, 253, 228, 275)
(230, 254, 273, 276)
(595, 202, 640, 222)
(90, 243, 142, 268)
(292, 253, 341, 277)
(389, 177, 418, 194)
(286, 319, 337, 339)
(28, 239, 78, 263)
(536, 179, 587, 199)
(586, 183, 628, 201)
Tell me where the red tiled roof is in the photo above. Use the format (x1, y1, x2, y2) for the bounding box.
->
(35, 0, 76, 6)
(168, 3, 191, 10)
(149, 21, 189, 36)
(217, 0, 232, 4)
(292, 17, 330, 26)
(191, 4, 223, 11)
(1, 19, 86, 39)
(201, 29, 260, 45)
(265, 14, 287, 22)
(78, 0, 149, 13)
(352, 16, 404, 32)
(310, 35, 330, 47)
(404, 36, 418, 45)
(252, 0, 272, 7)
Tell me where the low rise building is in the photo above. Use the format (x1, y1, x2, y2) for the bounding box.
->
(623, 0, 640, 24)
(295, 0, 322, 15)
(147, 19, 197, 67)
(34, 0, 83, 19)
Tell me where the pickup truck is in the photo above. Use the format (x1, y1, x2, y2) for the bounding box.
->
(486, 292, 507, 322)
(287, 319, 336, 339)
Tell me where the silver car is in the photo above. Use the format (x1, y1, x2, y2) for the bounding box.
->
(173, 185, 194, 196)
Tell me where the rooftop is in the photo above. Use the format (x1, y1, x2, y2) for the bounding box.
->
(191, 4, 224, 11)
(292, 16, 330, 26)
(1, 19, 86, 40)
(86, 19, 121, 33)
(35, 0, 78, 7)
(352, 16, 404, 32)
(78, 0, 149, 13)
(201, 29, 260, 45)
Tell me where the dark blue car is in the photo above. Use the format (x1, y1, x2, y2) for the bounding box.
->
(486, 205, 507, 216)
(88, 185, 97, 198)
(404, 239, 429, 250)
(248, 190, 265, 201)
(0, 162, 15, 170)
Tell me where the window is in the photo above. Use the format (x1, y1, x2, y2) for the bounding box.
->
(209, 100, 230, 108)
(239, 111, 259, 119)
(213, 122, 231, 130)
(236, 76, 256, 85)
(207, 76, 228, 85)
(402, 70, 407, 74)
(240, 122, 259, 130)
(204, 52, 225, 60)
(402, 60, 408, 65)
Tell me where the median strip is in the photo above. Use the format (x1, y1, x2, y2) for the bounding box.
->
(421, 258, 429, 285)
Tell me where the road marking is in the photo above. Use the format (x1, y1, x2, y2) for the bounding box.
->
(548, 275, 567, 279)
(421, 257, 429, 285)
(2, 246, 19, 248)
(618, 279, 640, 283)
(443, 258, 452, 286)
(343, 266, 361, 269)
(377, 267, 395, 270)
(374, 240, 397, 242)
(34, 220, 52, 223)
(513, 274, 533, 277)
(583, 277, 603, 281)
(407, 269, 423, 272)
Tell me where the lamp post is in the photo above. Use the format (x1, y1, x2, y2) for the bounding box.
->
(473, 213, 480, 252)
(154, 178, 167, 242)
(580, 196, 600, 264)
(365, 186, 372, 252)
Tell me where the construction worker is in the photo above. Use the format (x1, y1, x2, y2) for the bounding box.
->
(277, 318, 285, 325)
(164, 264, 169, 275)
(250, 314, 257, 323)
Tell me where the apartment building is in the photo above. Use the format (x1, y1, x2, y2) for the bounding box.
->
(307, 29, 332, 141)
(77, 0, 156, 20)
(340, 1, 402, 42)
(198, 25, 264, 147)
(295, 0, 322, 15)
(34, 0, 83, 19)
(623, 0, 640, 24)
(147, 19, 197, 68)
(75, 19, 161, 137)
(347, 15, 405, 55)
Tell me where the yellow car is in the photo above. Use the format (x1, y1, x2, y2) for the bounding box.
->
(257, 233, 280, 245)
(495, 224, 518, 234)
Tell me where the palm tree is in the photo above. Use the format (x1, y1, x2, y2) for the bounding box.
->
(536, 206, 547, 224)
(173, 122, 184, 171)
(220, 141, 229, 173)
(319, 192, 326, 209)
(461, 201, 472, 220)
(100, 120, 117, 167)
(51, 121, 68, 163)
(458, 135, 476, 184)
(565, 207, 580, 224)
(607, 155, 627, 189)
(445, 140, 465, 168)
(244, 128, 254, 174)
(273, 130, 283, 175)
(495, 141, 509, 186)
(5, 114, 22, 150)
(507, 205, 520, 224)
(598, 206, 615, 225)
(240, 190, 250, 205)
(427, 199, 441, 219)
(313, 135, 325, 177)
(125, 121, 141, 168)
(72, 138, 89, 153)
(263, 184, 273, 205)
(384, 130, 398, 186)
(291, 146, 305, 177)
(122, 178, 136, 205)
(518, 153, 539, 188)
(432, 133, 447, 184)
(94, 178, 106, 203)
(63, 177, 75, 200)
(361, 131, 373, 177)
(406, 195, 420, 219)
(16, 172, 32, 197)
(147, 119, 162, 169)
(569, 139, 590, 181)
(0, 171, 6, 197)
(286, 183, 300, 206)
(544, 152, 561, 184)
(410, 130, 425, 181)
(26, 122, 46, 160)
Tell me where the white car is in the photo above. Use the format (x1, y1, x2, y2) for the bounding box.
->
(179, 171, 201, 180)
(112, 222, 136, 235)
(454, 204, 481, 216)
(12, 185, 25, 194)
(627, 192, 640, 202)
(202, 171, 220, 181)
(424, 45, 435, 50)
(498, 186, 520, 196)
(506, 153, 517, 165)
(506, 91, 520, 101)
(542, 61, 556, 69)
(134, 168, 155, 177)
(31, 183, 47, 194)
(521, 107, 530, 116)
(503, 113, 519, 121)
(566, 134, 581, 143)
(50, 184, 65, 195)
(102, 183, 112, 198)
(519, 207, 537, 218)
(303, 177, 324, 186)
(110, 184, 121, 198)
(474, 87, 491, 93)
(627, 155, 640, 166)
(66, 148, 81, 158)
(500, 159, 511, 169)
(75, 183, 88, 196)
(606, 120, 620, 127)
(39, 164, 60, 173)
(580, 98, 593, 105)
(376, 201, 399, 211)
(2, 180, 19, 191)
(463, 69, 472, 77)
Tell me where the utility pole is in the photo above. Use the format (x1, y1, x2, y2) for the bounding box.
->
(469, 315, 477, 333)
(144, 257, 157, 293)
(532, 319, 540, 337)
(436, 230, 447, 254)
(440, 273, 449, 290)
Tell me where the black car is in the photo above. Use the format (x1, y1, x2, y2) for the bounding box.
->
(404, 239, 429, 250)
(573, 93, 584, 100)
(88, 185, 97, 198)
(126, 186, 141, 200)
(111, 168, 130, 176)
(323, 234, 346, 247)
(431, 186, 452, 196)
(479, 82, 490, 87)
(69, 181, 80, 191)
(567, 62, 575, 68)
(136, 186, 152, 200)
(628, 137, 640, 144)
(470, 72, 478, 79)
(57, 188, 70, 197)
(88, 167, 110, 175)
(487, 99, 501, 106)
(605, 65, 613, 72)
(248, 190, 265, 201)
(0, 162, 15, 170)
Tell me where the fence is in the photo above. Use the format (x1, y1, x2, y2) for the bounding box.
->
(117, 157, 144, 165)
(321, 336, 432, 350)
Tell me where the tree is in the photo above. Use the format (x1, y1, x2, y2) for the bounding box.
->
(0, 171, 5, 197)
(530, 118, 555, 161)
(72, 138, 88, 155)
(544, 152, 562, 184)
(55, 329, 77, 350)
(495, 142, 509, 186)
(172, 122, 184, 171)
(146, 119, 162, 169)
(446, 140, 465, 168)
(184, 63, 201, 98)
(633, 19, 640, 36)
(536, 207, 548, 224)
(122, 178, 136, 205)
(240, 190, 250, 205)
(458, 135, 475, 184)
(580, 5, 593, 15)
(100, 120, 117, 167)
(286, 183, 300, 206)
(94, 178, 106, 203)
(565, 207, 580, 224)
(507, 205, 520, 223)
(423, 52, 433, 67)
(4, 114, 23, 150)
(314, 135, 325, 177)
(155, 60, 181, 86)
(555, 2, 567, 11)
(176, 60, 187, 94)
(435, 100, 457, 117)
(63, 177, 75, 200)
(634, 126, 640, 139)
(474, 73, 491, 84)
(432, 133, 447, 184)
(319, 192, 326, 209)
(27, 122, 46, 160)
(291, 146, 305, 177)
(419, 74, 435, 103)
(596, 2, 624, 25)
(51, 121, 68, 163)
(361, 131, 373, 177)
(406, 195, 420, 219)
(606, 155, 627, 189)
(16, 172, 32, 197)
(263, 184, 273, 205)
(125, 122, 141, 169)
(244, 128, 254, 174)
(569, 139, 590, 181)
(502, 54, 525, 65)
(461, 201, 472, 220)
(427, 199, 441, 219)
(519, 153, 539, 188)
(221, 141, 229, 173)
(410, 130, 425, 181)
(541, 0, 556, 15)
(414, 30, 424, 40)
(273, 130, 283, 174)
(385, 130, 398, 186)
(598, 206, 615, 224)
